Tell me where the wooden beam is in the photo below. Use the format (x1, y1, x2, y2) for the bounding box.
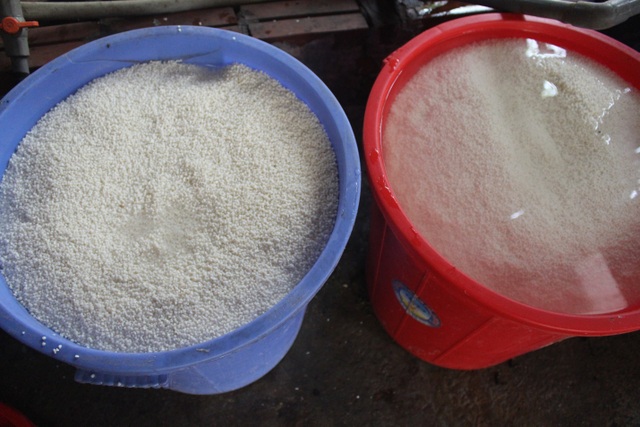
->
(249, 12, 367, 40)
(241, 0, 360, 21)
(0, 22, 100, 49)
(0, 41, 85, 70)
(104, 7, 237, 33)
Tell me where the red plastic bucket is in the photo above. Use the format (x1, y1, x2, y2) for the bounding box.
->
(363, 13, 640, 369)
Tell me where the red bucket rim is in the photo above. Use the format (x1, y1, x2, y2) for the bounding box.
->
(363, 13, 640, 334)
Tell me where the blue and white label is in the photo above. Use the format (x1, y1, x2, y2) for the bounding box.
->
(392, 280, 441, 328)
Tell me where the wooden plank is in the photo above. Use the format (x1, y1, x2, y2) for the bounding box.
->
(0, 41, 84, 71)
(1, 30, 247, 73)
(29, 41, 85, 69)
(249, 12, 367, 40)
(0, 7, 235, 51)
(241, 0, 360, 21)
(0, 25, 245, 72)
(27, 22, 101, 47)
(0, 22, 100, 50)
(217, 24, 243, 34)
(104, 7, 237, 34)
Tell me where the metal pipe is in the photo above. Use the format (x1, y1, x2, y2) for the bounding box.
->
(1, 0, 30, 76)
(467, 0, 640, 29)
(21, 0, 274, 21)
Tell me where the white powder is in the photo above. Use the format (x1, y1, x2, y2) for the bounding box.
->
(383, 38, 640, 314)
(0, 61, 339, 352)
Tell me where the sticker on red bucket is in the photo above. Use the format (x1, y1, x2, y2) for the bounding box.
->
(392, 280, 441, 328)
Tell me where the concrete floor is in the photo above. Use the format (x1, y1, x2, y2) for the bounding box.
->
(1, 6, 640, 427)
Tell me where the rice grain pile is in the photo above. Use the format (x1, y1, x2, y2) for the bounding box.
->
(383, 38, 640, 314)
(0, 62, 339, 352)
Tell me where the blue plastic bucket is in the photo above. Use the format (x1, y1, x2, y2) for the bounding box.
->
(0, 26, 360, 394)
